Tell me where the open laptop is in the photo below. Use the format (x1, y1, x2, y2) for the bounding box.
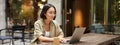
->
(64, 27, 86, 44)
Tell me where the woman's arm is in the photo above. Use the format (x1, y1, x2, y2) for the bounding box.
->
(58, 34, 66, 42)
(56, 24, 65, 43)
(38, 35, 66, 43)
(38, 36, 54, 42)
(58, 35, 64, 38)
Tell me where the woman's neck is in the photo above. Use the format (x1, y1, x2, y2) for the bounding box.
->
(44, 19, 51, 25)
(44, 19, 51, 31)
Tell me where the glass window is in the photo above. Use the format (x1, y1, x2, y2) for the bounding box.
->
(94, 0, 104, 24)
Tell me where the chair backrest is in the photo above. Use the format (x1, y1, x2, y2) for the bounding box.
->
(89, 25, 96, 33)
(0, 29, 6, 36)
(12, 26, 25, 31)
(90, 26, 95, 30)
(107, 25, 114, 32)
(12, 26, 25, 41)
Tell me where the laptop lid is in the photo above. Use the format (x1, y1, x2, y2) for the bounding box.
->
(69, 27, 86, 44)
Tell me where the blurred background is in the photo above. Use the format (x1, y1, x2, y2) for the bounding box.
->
(0, 0, 120, 45)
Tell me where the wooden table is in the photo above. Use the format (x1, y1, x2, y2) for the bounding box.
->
(77, 33, 120, 45)
(31, 33, 120, 45)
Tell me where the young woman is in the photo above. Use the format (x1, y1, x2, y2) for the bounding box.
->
(31, 4, 65, 44)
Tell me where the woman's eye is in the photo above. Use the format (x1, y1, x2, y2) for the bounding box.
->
(49, 12, 52, 14)
(49, 11, 55, 14)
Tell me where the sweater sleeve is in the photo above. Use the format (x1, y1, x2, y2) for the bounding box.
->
(31, 21, 44, 43)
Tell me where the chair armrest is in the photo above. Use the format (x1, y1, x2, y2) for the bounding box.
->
(0, 29, 5, 30)
(0, 29, 8, 33)
(0, 29, 6, 31)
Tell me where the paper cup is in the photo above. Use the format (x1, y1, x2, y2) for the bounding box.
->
(53, 37, 60, 45)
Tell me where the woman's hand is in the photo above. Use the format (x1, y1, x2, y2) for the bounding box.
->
(59, 38, 66, 43)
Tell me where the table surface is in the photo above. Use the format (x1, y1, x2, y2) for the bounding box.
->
(31, 33, 120, 45)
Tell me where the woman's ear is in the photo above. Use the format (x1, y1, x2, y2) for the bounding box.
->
(44, 13, 46, 16)
(44, 13, 47, 19)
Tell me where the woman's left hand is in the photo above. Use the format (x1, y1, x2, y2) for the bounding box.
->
(59, 38, 66, 43)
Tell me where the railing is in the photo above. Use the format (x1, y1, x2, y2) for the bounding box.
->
(90, 24, 120, 35)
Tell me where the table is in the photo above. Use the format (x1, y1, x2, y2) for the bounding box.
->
(31, 33, 120, 45)
(77, 33, 120, 45)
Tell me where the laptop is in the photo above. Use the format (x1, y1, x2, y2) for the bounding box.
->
(64, 27, 86, 44)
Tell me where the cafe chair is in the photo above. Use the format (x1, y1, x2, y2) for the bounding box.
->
(29, 25, 34, 42)
(0, 29, 12, 45)
(89, 25, 96, 33)
(12, 26, 25, 45)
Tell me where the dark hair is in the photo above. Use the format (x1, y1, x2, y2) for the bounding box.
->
(40, 4, 56, 20)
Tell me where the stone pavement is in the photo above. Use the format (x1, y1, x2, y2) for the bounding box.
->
(0, 39, 31, 45)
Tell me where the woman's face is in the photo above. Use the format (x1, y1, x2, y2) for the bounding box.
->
(45, 7, 55, 21)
